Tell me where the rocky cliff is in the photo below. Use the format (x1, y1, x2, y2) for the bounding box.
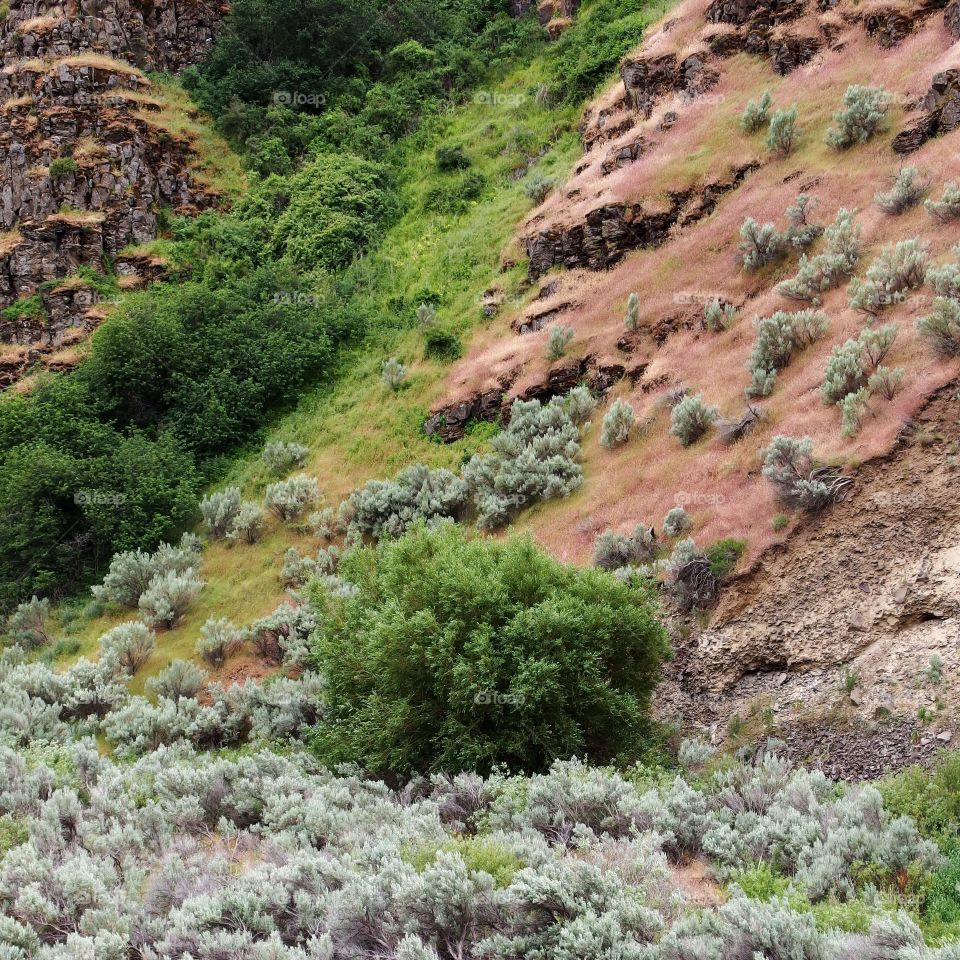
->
(0, 0, 228, 384)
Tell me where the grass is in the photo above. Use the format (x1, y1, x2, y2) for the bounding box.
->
(135, 74, 246, 198)
(49, 41, 586, 681)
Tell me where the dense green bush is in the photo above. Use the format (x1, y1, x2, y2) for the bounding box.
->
(48, 156, 78, 179)
(544, 0, 668, 102)
(435, 144, 472, 171)
(423, 327, 463, 360)
(268, 153, 393, 270)
(310, 523, 669, 773)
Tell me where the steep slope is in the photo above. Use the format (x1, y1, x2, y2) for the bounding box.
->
(414, 0, 960, 751)
(0, 0, 237, 385)
(427, 0, 960, 563)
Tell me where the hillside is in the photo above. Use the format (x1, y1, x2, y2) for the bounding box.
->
(2, 0, 960, 956)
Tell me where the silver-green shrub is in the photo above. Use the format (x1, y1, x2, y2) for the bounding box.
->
(670, 393, 718, 446)
(5, 596, 52, 649)
(99, 621, 155, 674)
(766, 105, 797, 155)
(839, 386, 871, 437)
(307, 506, 337, 540)
(464, 398, 582, 529)
(146, 659, 206, 702)
(138, 570, 204, 628)
(917, 297, 960, 356)
(199, 486, 242, 539)
(663, 507, 691, 537)
(593, 524, 657, 570)
(825, 84, 891, 148)
(746, 309, 828, 397)
(925, 181, 960, 222)
(624, 292, 640, 331)
(382, 357, 408, 390)
(564, 385, 597, 426)
(196, 617, 244, 666)
(740, 90, 771, 133)
(762, 436, 835, 510)
(848, 239, 928, 315)
(926, 259, 960, 299)
(868, 365, 905, 401)
(262, 440, 309, 475)
(344, 463, 469, 540)
(737, 217, 788, 270)
(777, 208, 861, 302)
(875, 166, 930, 215)
(599, 397, 635, 448)
(226, 500, 266, 543)
(784, 194, 823, 250)
(704, 298, 735, 332)
(265, 473, 320, 521)
(822, 325, 896, 405)
(91, 533, 201, 608)
(547, 324, 574, 360)
(821, 338, 867, 405)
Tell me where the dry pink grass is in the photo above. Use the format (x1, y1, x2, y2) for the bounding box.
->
(435, 5, 960, 565)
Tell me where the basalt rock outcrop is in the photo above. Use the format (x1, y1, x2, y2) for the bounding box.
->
(523, 163, 757, 280)
(0, 0, 227, 378)
(509, 0, 579, 34)
(893, 68, 960, 153)
(4, 0, 224, 73)
(621, 51, 719, 118)
(423, 357, 629, 442)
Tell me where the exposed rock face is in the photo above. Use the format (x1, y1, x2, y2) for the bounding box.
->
(0, 0, 226, 371)
(863, 0, 948, 46)
(4, 0, 224, 73)
(423, 357, 629, 442)
(686, 384, 960, 695)
(947, 0, 960, 36)
(893, 68, 960, 153)
(509, 0, 579, 32)
(652, 385, 960, 777)
(523, 163, 757, 280)
(621, 52, 718, 118)
(701, 0, 822, 72)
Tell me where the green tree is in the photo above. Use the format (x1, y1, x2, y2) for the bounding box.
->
(310, 523, 669, 774)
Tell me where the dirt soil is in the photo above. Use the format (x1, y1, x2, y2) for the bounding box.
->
(655, 379, 960, 777)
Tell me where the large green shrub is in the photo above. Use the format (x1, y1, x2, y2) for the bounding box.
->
(310, 523, 669, 774)
(269, 153, 392, 271)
